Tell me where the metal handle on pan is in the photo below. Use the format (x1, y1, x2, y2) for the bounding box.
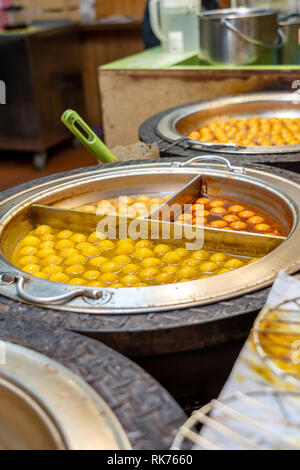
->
(0, 273, 112, 306)
(221, 18, 286, 49)
(188, 139, 242, 150)
(179, 155, 244, 173)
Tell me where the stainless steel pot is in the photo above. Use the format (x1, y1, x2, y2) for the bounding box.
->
(198, 8, 285, 66)
(156, 91, 300, 155)
(279, 15, 300, 65)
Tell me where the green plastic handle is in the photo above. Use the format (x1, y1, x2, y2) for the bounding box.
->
(61, 109, 117, 163)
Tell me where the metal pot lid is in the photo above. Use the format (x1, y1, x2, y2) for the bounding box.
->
(0, 342, 131, 450)
(156, 92, 300, 155)
(0, 157, 299, 315)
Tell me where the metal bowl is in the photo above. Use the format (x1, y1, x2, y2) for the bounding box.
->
(0, 342, 131, 450)
(0, 374, 65, 450)
(156, 91, 300, 155)
(0, 157, 299, 315)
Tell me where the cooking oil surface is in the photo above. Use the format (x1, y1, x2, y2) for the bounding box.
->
(12, 224, 257, 289)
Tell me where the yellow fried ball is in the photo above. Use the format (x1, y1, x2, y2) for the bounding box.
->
(154, 244, 171, 255)
(88, 231, 105, 243)
(98, 240, 115, 252)
(176, 267, 198, 280)
(23, 264, 40, 274)
(141, 257, 162, 269)
(161, 252, 181, 265)
(64, 254, 86, 266)
(60, 248, 79, 259)
(112, 255, 131, 265)
(161, 265, 178, 274)
(88, 256, 108, 268)
(80, 245, 100, 257)
(134, 248, 154, 260)
(115, 243, 135, 255)
(101, 262, 121, 274)
(19, 255, 38, 266)
(75, 242, 91, 251)
(83, 270, 100, 281)
(155, 273, 175, 284)
(120, 274, 140, 286)
(18, 246, 38, 256)
(21, 236, 40, 247)
(49, 273, 69, 283)
(122, 264, 140, 275)
(117, 238, 134, 246)
(39, 241, 55, 250)
(42, 265, 63, 275)
(99, 273, 119, 284)
(65, 265, 85, 276)
(57, 230, 73, 239)
(199, 262, 218, 273)
(55, 239, 74, 250)
(174, 248, 189, 257)
(35, 225, 53, 236)
(42, 255, 62, 266)
(209, 253, 227, 264)
(139, 268, 160, 281)
(70, 233, 87, 243)
(36, 249, 56, 259)
(181, 258, 200, 268)
(192, 250, 210, 260)
(135, 240, 154, 250)
(224, 259, 245, 270)
(40, 233, 55, 242)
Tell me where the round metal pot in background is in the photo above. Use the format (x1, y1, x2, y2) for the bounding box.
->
(279, 15, 300, 65)
(198, 8, 284, 66)
(139, 92, 300, 172)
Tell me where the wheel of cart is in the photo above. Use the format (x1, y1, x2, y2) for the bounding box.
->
(32, 152, 47, 171)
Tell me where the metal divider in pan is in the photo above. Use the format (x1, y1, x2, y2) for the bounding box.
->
(29, 204, 285, 259)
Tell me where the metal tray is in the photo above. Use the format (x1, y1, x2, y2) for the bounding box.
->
(157, 92, 300, 155)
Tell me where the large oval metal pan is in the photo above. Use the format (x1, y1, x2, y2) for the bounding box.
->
(0, 159, 300, 314)
(157, 91, 300, 155)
